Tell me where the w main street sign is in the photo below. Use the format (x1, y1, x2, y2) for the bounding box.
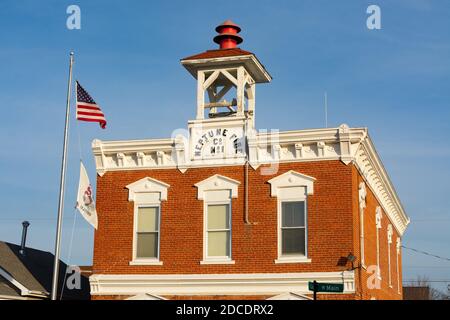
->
(308, 281, 344, 293)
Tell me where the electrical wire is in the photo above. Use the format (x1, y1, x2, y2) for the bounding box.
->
(403, 280, 450, 283)
(402, 245, 450, 262)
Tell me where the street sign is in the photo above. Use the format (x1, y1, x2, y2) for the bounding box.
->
(308, 281, 344, 293)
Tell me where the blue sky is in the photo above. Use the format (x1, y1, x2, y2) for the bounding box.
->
(0, 1, 449, 293)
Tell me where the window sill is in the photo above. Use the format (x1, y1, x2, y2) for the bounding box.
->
(200, 259, 235, 265)
(274, 257, 311, 264)
(129, 260, 163, 266)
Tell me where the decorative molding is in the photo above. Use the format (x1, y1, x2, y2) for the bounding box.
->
(136, 152, 145, 166)
(89, 271, 355, 296)
(274, 257, 312, 264)
(156, 151, 165, 166)
(294, 143, 303, 158)
(200, 260, 235, 265)
(354, 136, 409, 236)
(126, 293, 167, 300)
(272, 144, 281, 160)
(116, 153, 125, 167)
(359, 182, 367, 266)
(267, 170, 316, 197)
(181, 54, 272, 84)
(387, 224, 393, 244)
(375, 206, 383, 229)
(266, 292, 312, 300)
(129, 260, 163, 266)
(194, 174, 240, 200)
(91, 125, 409, 236)
(387, 224, 393, 287)
(358, 182, 367, 211)
(375, 206, 383, 279)
(317, 141, 325, 157)
(126, 177, 170, 202)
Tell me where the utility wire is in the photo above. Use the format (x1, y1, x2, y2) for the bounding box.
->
(0, 218, 76, 221)
(402, 245, 450, 262)
(403, 266, 450, 269)
(403, 280, 450, 283)
(412, 219, 450, 222)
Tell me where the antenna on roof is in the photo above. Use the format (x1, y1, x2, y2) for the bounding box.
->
(324, 91, 328, 128)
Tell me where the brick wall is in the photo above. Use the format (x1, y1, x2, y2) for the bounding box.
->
(91, 160, 403, 300)
(352, 166, 403, 300)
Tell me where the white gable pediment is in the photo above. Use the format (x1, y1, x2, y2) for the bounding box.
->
(194, 174, 240, 200)
(126, 177, 170, 202)
(267, 292, 312, 300)
(126, 293, 167, 300)
(267, 170, 316, 197)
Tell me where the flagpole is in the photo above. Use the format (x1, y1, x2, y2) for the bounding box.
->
(51, 51, 74, 300)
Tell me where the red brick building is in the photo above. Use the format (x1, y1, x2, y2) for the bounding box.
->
(89, 21, 410, 300)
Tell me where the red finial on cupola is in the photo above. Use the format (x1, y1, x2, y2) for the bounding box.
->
(213, 20, 243, 49)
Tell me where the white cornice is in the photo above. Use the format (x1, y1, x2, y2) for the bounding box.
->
(90, 271, 355, 296)
(355, 135, 410, 236)
(181, 54, 272, 83)
(91, 124, 409, 235)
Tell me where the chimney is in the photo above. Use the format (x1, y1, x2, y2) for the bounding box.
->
(19, 221, 30, 256)
(213, 20, 243, 49)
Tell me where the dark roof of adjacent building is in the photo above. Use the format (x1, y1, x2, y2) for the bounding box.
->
(0, 241, 90, 300)
(0, 277, 20, 297)
(403, 286, 431, 300)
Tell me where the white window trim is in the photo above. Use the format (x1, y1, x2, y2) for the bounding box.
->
(195, 174, 240, 265)
(200, 200, 235, 265)
(268, 170, 315, 264)
(130, 204, 163, 266)
(90, 271, 357, 297)
(275, 199, 311, 264)
(126, 177, 169, 266)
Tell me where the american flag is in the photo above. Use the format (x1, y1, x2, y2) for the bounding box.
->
(76, 81, 107, 129)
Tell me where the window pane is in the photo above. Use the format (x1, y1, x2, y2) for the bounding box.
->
(208, 231, 230, 256)
(207, 204, 229, 229)
(282, 228, 305, 255)
(282, 202, 304, 227)
(136, 233, 158, 258)
(138, 207, 159, 232)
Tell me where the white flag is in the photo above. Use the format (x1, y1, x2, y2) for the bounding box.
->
(76, 161, 98, 229)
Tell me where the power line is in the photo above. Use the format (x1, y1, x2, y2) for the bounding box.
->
(402, 245, 450, 262)
(0, 218, 72, 221)
(413, 219, 450, 222)
(403, 280, 450, 283)
(403, 266, 450, 269)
